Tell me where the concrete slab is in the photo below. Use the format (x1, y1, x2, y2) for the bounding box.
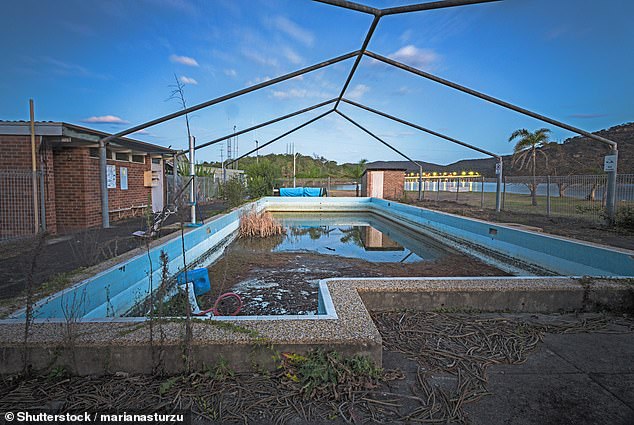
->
(543, 331, 634, 374)
(591, 373, 634, 410)
(463, 373, 634, 425)
(487, 343, 578, 375)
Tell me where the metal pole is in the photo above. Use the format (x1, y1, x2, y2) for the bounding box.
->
(172, 153, 178, 207)
(546, 175, 551, 217)
(194, 99, 336, 152)
(225, 110, 333, 168)
(436, 179, 440, 202)
(293, 148, 297, 188)
(189, 135, 196, 225)
(29, 100, 39, 233)
(99, 140, 110, 228)
(495, 158, 502, 212)
(380, 0, 501, 16)
(456, 177, 460, 201)
(480, 175, 484, 209)
(605, 148, 618, 224)
(502, 176, 506, 210)
(100, 52, 357, 144)
(418, 166, 423, 201)
(364, 51, 618, 151)
(255, 140, 259, 163)
(335, 111, 422, 170)
(39, 159, 46, 231)
(334, 15, 380, 109)
(341, 99, 498, 158)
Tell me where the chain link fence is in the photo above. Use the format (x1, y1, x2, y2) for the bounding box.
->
(166, 175, 220, 208)
(0, 170, 43, 241)
(406, 174, 634, 223)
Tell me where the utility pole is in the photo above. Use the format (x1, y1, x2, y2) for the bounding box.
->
(255, 140, 259, 164)
(292, 142, 298, 188)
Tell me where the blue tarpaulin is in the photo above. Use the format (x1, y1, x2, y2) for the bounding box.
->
(279, 187, 325, 197)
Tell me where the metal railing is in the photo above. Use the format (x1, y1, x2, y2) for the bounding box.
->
(0, 170, 43, 241)
(407, 174, 634, 223)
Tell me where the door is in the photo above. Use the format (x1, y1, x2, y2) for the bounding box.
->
(370, 171, 384, 198)
(151, 158, 164, 212)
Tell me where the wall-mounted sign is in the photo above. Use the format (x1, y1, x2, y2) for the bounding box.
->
(106, 165, 116, 189)
(120, 167, 128, 190)
(495, 162, 502, 175)
(603, 154, 617, 172)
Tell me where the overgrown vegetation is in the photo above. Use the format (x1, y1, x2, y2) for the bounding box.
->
(245, 159, 280, 198)
(220, 177, 246, 208)
(238, 209, 285, 238)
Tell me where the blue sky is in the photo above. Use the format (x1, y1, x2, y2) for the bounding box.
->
(1, 0, 632, 165)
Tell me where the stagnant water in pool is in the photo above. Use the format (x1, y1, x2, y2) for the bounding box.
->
(164, 212, 508, 316)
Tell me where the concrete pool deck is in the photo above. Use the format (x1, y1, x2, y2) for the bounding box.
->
(0, 276, 632, 375)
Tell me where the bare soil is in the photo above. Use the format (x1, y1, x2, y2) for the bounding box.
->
(407, 199, 634, 250)
(0, 202, 226, 305)
(192, 239, 507, 316)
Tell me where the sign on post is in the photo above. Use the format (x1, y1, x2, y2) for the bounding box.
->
(106, 165, 116, 189)
(495, 162, 502, 175)
(604, 155, 617, 172)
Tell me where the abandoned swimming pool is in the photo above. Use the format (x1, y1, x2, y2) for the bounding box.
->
(7, 197, 634, 322)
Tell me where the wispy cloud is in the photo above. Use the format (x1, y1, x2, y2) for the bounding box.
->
(271, 88, 330, 100)
(242, 49, 278, 67)
(273, 16, 314, 46)
(169, 54, 199, 66)
(179, 75, 198, 85)
(224, 68, 237, 77)
(568, 113, 608, 119)
(81, 115, 129, 125)
(283, 47, 303, 65)
(347, 84, 370, 100)
(246, 75, 273, 86)
(392, 86, 414, 96)
(36, 56, 110, 79)
(388, 45, 439, 70)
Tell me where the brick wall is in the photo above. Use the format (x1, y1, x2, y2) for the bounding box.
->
(383, 170, 405, 200)
(55, 148, 152, 231)
(359, 170, 404, 200)
(0, 135, 57, 237)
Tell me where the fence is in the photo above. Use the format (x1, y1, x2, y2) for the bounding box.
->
(166, 174, 220, 208)
(406, 174, 634, 223)
(0, 170, 44, 241)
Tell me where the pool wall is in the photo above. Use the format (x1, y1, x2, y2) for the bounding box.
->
(8, 197, 634, 321)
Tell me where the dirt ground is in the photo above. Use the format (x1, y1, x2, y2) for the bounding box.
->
(0, 201, 227, 309)
(406, 199, 634, 250)
(184, 236, 507, 316)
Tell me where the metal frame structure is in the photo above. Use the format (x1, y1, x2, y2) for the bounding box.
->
(96, 0, 619, 228)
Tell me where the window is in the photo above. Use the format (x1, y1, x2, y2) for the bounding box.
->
(131, 154, 145, 163)
(115, 152, 130, 161)
(152, 158, 162, 164)
(88, 148, 99, 158)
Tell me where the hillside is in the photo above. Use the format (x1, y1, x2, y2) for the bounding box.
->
(441, 122, 634, 177)
(203, 122, 633, 179)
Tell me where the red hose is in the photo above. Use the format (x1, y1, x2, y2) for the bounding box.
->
(193, 292, 243, 317)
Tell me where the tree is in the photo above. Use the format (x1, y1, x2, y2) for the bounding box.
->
(245, 159, 280, 198)
(508, 128, 551, 206)
(348, 159, 368, 197)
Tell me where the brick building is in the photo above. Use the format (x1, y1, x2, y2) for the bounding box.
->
(0, 121, 175, 239)
(360, 166, 407, 200)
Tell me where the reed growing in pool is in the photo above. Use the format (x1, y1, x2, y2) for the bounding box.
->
(239, 209, 285, 238)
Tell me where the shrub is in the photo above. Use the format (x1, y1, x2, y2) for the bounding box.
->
(220, 177, 246, 209)
(246, 160, 280, 198)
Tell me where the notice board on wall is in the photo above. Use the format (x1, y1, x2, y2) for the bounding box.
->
(120, 167, 128, 190)
(107, 165, 116, 189)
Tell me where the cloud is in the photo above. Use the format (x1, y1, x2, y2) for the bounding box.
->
(242, 49, 278, 67)
(179, 75, 198, 85)
(224, 68, 237, 77)
(81, 115, 129, 125)
(347, 84, 370, 100)
(133, 129, 151, 135)
(246, 75, 273, 86)
(392, 86, 413, 96)
(271, 88, 330, 100)
(388, 45, 439, 70)
(38, 56, 109, 79)
(283, 47, 303, 65)
(273, 16, 314, 46)
(169, 54, 199, 66)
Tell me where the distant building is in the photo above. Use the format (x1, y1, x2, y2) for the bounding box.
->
(360, 165, 407, 200)
(0, 121, 175, 239)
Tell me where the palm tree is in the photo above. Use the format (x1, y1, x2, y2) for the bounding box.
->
(508, 128, 551, 206)
(349, 159, 368, 197)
